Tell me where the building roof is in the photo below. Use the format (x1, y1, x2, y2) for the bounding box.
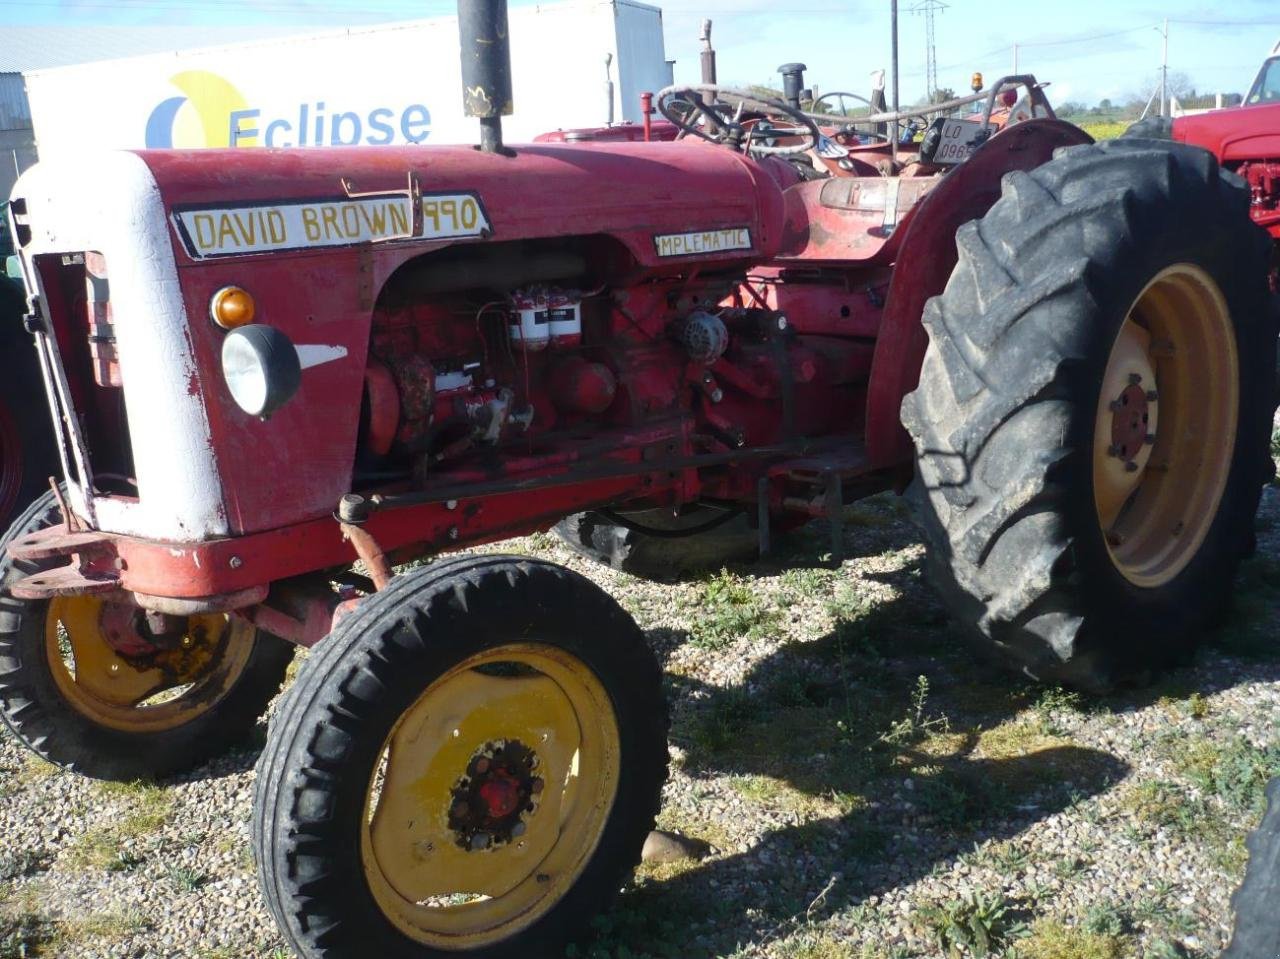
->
(0, 24, 307, 73)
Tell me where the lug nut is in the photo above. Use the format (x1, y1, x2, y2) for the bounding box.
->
(1128, 373, 1142, 385)
(1144, 433, 1156, 444)
(452, 800, 470, 817)
(472, 757, 490, 775)
(1146, 390, 1159, 402)
(1107, 445, 1122, 458)
(471, 832, 491, 850)
(1125, 461, 1139, 473)
(511, 822, 526, 837)
(530, 778, 544, 795)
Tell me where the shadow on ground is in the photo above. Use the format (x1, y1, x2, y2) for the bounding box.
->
(584, 502, 1280, 958)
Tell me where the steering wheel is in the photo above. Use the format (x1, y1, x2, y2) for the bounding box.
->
(656, 84, 820, 156)
(812, 91, 874, 118)
(808, 91, 891, 145)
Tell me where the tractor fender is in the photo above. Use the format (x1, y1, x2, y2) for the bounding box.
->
(864, 118, 1093, 470)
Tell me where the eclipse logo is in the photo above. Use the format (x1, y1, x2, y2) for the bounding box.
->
(144, 70, 433, 149)
(145, 71, 254, 148)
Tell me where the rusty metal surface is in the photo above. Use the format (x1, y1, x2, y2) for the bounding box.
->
(9, 563, 119, 599)
(7, 525, 112, 562)
(340, 521, 393, 591)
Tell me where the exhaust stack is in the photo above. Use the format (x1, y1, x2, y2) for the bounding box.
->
(457, 0, 514, 154)
(699, 19, 716, 84)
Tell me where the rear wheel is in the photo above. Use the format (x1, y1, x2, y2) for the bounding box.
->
(901, 139, 1276, 691)
(0, 490, 294, 779)
(253, 556, 668, 958)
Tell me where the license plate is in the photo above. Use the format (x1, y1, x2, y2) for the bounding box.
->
(933, 118, 985, 165)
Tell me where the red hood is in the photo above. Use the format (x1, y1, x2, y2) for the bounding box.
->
(1172, 104, 1280, 163)
(137, 142, 792, 269)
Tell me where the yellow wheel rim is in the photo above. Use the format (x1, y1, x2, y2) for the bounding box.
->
(44, 596, 255, 733)
(1093, 263, 1239, 587)
(361, 643, 621, 950)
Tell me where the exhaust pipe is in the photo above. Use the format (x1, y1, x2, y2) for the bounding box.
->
(700, 19, 716, 85)
(457, 0, 514, 154)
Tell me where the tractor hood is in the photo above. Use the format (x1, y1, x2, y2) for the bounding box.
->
(1172, 104, 1280, 163)
(137, 141, 792, 268)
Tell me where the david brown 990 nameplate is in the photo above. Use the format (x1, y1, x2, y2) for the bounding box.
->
(172, 192, 491, 259)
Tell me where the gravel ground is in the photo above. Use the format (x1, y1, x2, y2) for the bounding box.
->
(1, 486, 1278, 959)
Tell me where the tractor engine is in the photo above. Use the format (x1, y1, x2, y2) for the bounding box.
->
(358, 246, 873, 495)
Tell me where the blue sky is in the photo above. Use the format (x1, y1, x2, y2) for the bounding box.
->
(4, 0, 1280, 106)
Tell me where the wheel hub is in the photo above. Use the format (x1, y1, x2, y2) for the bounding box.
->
(448, 740, 542, 851)
(1108, 380, 1155, 466)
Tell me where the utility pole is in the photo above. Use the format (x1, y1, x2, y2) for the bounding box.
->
(909, 0, 948, 101)
(1159, 18, 1168, 117)
(891, 0, 899, 162)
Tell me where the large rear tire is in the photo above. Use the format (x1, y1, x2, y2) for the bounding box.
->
(0, 490, 294, 779)
(901, 139, 1276, 691)
(253, 556, 668, 958)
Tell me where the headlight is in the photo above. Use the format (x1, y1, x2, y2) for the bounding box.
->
(221, 324, 301, 418)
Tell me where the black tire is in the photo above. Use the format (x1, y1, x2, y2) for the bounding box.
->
(1225, 777, 1280, 958)
(901, 139, 1276, 691)
(554, 506, 759, 580)
(0, 489, 295, 779)
(0, 277, 57, 531)
(1122, 116, 1174, 140)
(253, 555, 668, 959)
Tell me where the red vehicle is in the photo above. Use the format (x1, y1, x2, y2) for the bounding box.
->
(1, 3, 1275, 956)
(1152, 45, 1280, 241)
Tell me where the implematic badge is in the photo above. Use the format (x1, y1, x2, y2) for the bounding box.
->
(172, 192, 491, 259)
(653, 228, 752, 258)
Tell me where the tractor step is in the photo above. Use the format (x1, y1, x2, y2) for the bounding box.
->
(8, 524, 115, 562)
(769, 445, 870, 482)
(766, 442, 872, 564)
(7, 524, 122, 599)
(9, 563, 120, 599)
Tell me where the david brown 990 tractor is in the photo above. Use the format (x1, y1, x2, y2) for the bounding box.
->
(2, 0, 1275, 953)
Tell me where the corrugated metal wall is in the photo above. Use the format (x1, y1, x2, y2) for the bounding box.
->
(0, 74, 31, 132)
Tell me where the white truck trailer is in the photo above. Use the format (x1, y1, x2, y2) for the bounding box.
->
(22, 0, 672, 156)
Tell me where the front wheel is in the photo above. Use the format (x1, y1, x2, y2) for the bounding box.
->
(902, 139, 1277, 691)
(0, 491, 294, 779)
(253, 556, 668, 958)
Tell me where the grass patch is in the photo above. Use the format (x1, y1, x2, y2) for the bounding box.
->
(685, 569, 781, 650)
(59, 909, 153, 944)
(877, 675, 949, 749)
(68, 782, 174, 872)
(916, 890, 1027, 958)
(728, 774, 859, 820)
(974, 721, 1067, 760)
(1172, 737, 1280, 814)
(1018, 918, 1126, 959)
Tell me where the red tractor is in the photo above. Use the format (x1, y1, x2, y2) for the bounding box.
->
(2, 2, 1275, 955)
